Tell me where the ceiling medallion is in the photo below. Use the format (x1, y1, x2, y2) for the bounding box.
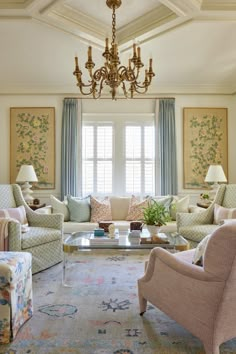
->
(73, 0, 155, 100)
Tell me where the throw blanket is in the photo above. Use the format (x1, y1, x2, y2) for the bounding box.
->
(0, 217, 19, 251)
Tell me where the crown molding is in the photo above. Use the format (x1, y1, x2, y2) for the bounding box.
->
(117, 5, 178, 44)
(159, 0, 202, 16)
(0, 82, 234, 95)
(202, 0, 236, 11)
(0, 0, 34, 9)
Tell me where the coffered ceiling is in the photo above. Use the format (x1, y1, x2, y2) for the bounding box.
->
(1, 0, 236, 96)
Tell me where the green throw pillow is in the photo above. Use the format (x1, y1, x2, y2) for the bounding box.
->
(67, 195, 91, 222)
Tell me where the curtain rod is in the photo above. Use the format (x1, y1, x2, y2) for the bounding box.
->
(63, 97, 175, 100)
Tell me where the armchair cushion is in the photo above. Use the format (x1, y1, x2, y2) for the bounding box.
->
(192, 234, 211, 266)
(213, 204, 236, 225)
(0, 205, 27, 225)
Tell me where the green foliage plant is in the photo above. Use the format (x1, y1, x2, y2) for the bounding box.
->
(142, 200, 171, 226)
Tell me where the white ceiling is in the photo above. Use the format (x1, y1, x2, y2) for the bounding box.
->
(1, 0, 236, 96)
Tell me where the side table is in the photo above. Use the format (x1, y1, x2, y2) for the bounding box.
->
(28, 203, 46, 211)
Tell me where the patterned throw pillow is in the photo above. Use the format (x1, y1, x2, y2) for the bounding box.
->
(50, 195, 70, 221)
(90, 196, 112, 222)
(0, 205, 28, 224)
(192, 234, 211, 266)
(213, 204, 236, 225)
(126, 196, 149, 221)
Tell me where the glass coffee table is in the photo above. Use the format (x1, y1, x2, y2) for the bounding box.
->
(62, 230, 189, 286)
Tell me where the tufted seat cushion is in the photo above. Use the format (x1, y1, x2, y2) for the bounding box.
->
(21, 227, 62, 249)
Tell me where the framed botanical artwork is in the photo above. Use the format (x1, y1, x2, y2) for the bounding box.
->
(10, 107, 55, 189)
(183, 107, 228, 189)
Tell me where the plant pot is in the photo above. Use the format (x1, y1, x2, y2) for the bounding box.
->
(146, 225, 160, 236)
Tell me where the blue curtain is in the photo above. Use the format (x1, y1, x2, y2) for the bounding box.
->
(158, 98, 177, 195)
(61, 98, 80, 199)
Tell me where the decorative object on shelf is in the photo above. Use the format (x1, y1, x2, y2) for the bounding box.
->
(28, 203, 46, 211)
(183, 107, 228, 189)
(130, 221, 143, 231)
(205, 164, 227, 191)
(16, 165, 38, 204)
(108, 224, 115, 238)
(94, 228, 105, 237)
(142, 200, 171, 236)
(73, 0, 155, 100)
(33, 198, 40, 205)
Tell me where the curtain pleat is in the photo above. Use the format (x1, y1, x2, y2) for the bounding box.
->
(158, 98, 177, 195)
(61, 98, 81, 199)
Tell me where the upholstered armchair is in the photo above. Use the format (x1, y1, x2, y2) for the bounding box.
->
(176, 184, 236, 247)
(0, 184, 63, 274)
(138, 220, 236, 354)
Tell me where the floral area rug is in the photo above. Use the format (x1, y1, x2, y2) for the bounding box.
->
(1, 250, 236, 354)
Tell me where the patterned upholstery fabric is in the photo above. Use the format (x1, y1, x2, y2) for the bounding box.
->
(0, 184, 63, 274)
(0, 251, 33, 343)
(176, 184, 236, 246)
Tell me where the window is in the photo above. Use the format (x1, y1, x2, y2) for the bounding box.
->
(82, 114, 155, 196)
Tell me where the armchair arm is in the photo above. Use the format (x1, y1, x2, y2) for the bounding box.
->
(25, 209, 63, 230)
(176, 204, 214, 229)
(142, 247, 222, 283)
(8, 221, 22, 251)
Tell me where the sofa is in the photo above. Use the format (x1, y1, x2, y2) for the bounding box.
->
(40, 194, 197, 237)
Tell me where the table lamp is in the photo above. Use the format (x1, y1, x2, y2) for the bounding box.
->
(204, 164, 227, 190)
(16, 165, 38, 204)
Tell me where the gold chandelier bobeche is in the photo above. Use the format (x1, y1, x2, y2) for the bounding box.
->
(73, 0, 155, 100)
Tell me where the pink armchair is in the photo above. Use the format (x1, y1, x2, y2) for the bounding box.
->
(138, 220, 236, 354)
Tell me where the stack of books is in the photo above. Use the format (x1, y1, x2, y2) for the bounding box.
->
(90, 237, 119, 245)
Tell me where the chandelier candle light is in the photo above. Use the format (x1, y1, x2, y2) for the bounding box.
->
(73, 0, 155, 100)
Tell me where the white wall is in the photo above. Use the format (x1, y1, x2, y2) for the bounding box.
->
(0, 95, 235, 203)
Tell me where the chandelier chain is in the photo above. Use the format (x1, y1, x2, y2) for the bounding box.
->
(112, 5, 116, 45)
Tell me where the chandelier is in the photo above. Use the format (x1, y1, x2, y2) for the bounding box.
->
(73, 0, 155, 100)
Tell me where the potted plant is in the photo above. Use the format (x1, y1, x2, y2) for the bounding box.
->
(142, 200, 171, 237)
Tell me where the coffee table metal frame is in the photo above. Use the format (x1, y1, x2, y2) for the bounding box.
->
(62, 231, 189, 286)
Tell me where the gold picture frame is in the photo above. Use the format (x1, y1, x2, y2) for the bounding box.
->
(10, 107, 55, 190)
(183, 107, 228, 189)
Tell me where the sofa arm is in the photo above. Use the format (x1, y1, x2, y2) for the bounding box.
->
(8, 221, 22, 251)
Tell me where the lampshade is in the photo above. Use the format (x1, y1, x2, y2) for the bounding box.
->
(205, 165, 227, 183)
(16, 165, 38, 183)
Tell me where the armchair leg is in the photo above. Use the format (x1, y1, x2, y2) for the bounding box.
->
(138, 290, 147, 315)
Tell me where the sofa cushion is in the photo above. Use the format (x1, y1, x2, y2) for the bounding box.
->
(90, 196, 112, 222)
(214, 204, 236, 225)
(152, 196, 173, 212)
(126, 196, 149, 221)
(67, 195, 90, 222)
(110, 196, 131, 220)
(170, 195, 190, 221)
(50, 195, 69, 221)
(0, 205, 27, 224)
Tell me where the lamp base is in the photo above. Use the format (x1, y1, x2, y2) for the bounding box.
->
(20, 182, 34, 204)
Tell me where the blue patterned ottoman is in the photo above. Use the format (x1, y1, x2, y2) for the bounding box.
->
(0, 252, 33, 344)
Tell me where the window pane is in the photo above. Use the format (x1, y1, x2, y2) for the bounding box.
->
(97, 126, 112, 158)
(126, 126, 141, 158)
(126, 161, 141, 193)
(145, 162, 155, 194)
(82, 161, 93, 194)
(82, 126, 94, 159)
(145, 126, 155, 159)
(97, 161, 112, 193)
